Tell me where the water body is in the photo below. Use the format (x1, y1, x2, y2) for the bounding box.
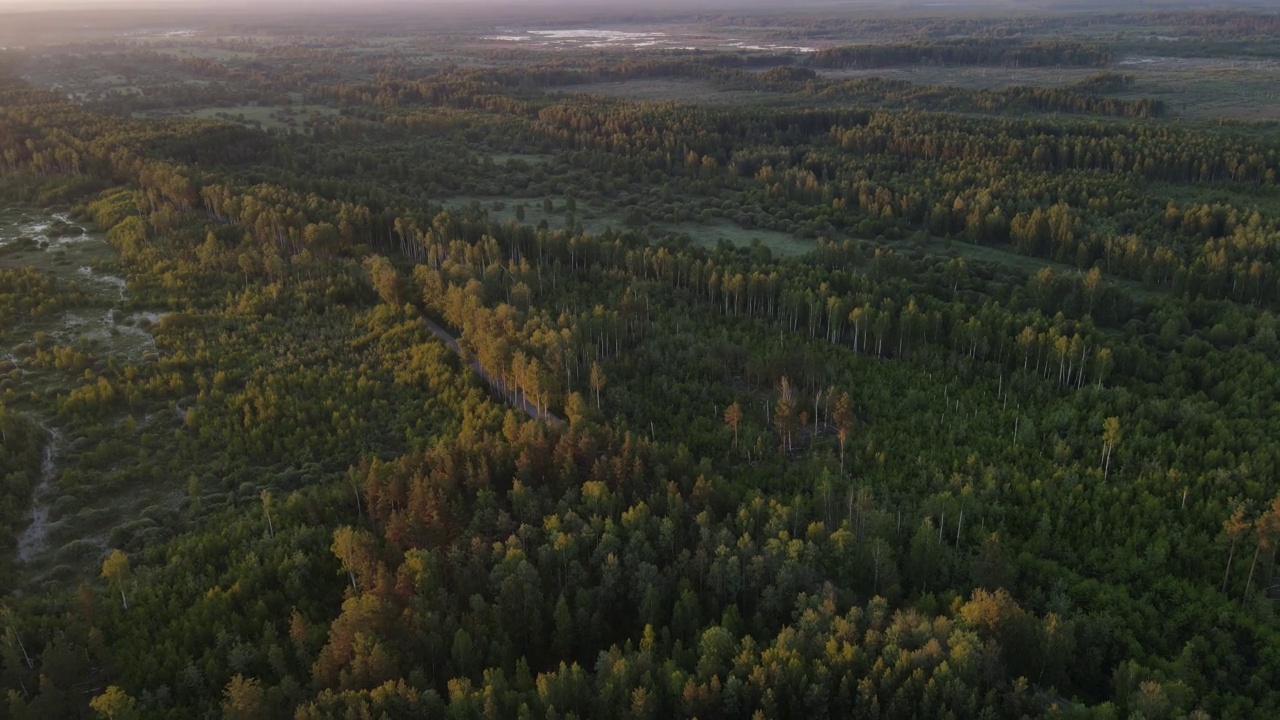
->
(0, 207, 160, 359)
(482, 29, 816, 53)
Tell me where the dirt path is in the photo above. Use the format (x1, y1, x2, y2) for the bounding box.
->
(17, 426, 61, 564)
(418, 313, 565, 427)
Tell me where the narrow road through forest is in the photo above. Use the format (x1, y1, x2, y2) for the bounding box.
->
(417, 313, 565, 427)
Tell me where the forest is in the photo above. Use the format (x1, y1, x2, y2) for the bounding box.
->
(1, 3, 1280, 719)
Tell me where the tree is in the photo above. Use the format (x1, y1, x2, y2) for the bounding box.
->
(1038, 612, 1074, 687)
(89, 686, 139, 720)
(237, 251, 256, 285)
(1094, 347, 1113, 388)
(944, 257, 967, 294)
(1221, 503, 1249, 595)
(222, 675, 269, 720)
(723, 401, 742, 451)
(303, 222, 341, 257)
(1101, 416, 1121, 479)
(0, 605, 33, 672)
(197, 231, 220, 268)
(774, 376, 795, 453)
(832, 392, 852, 473)
(261, 489, 275, 539)
(1244, 494, 1280, 597)
(959, 588, 1037, 680)
(867, 538, 893, 596)
(564, 391, 590, 427)
(974, 532, 1008, 591)
(363, 255, 404, 306)
(1083, 266, 1103, 314)
(331, 526, 378, 594)
(908, 517, 942, 593)
(589, 361, 606, 410)
(101, 550, 131, 610)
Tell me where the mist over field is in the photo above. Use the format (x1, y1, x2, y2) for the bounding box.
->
(2, 0, 1274, 40)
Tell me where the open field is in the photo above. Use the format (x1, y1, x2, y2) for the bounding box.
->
(137, 104, 341, 131)
(440, 194, 814, 257)
(888, 233, 1162, 301)
(443, 188, 1160, 264)
(670, 219, 815, 258)
(566, 61, 1280, 122)
(153, 45, 258, 61)
(566, 79, 783, 105)
(818, 56, 1280, 122)
(1147, 179, 1280, 217)
(440, 195, 620, 236)
(1111, 56, 1280, 122)
(486, 152, 556, 165)
(815, 65, 1104, 90)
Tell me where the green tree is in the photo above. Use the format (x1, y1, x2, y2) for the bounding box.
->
(101, 550, 131, 610)
(908, 517, 942, 593)
(774, 376, 795, 453)
(261, 489, 275, 539)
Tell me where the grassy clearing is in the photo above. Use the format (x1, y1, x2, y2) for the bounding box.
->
(153, 46, 257, 61)
(487, 152, 555, 165)
(439, 195, 814, 257)
(817, 57, 1280, 122)
(566, 79, 780, 105)
(1146, 180, 1280, 217)
(668, 221, 814, 258)
(20, 431, 187, 592)
(902, 235, 1069, 275)
(138, 104, 340, 131)
(441, 196, 620, 236)
(1110, 58, 1280, 122)
(816, 65, 1103, 90)
(560, 62, 1280, 121)
(890, 233, 1160, 300)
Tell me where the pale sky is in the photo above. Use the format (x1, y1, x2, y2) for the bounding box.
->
(0, 0, 642, 6)
(0, 0, 1251, 15)
(0, 0, 896, 9)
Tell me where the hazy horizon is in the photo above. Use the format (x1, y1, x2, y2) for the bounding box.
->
(2, 0, 1271, 48)
(1, 0, 1270, 11)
